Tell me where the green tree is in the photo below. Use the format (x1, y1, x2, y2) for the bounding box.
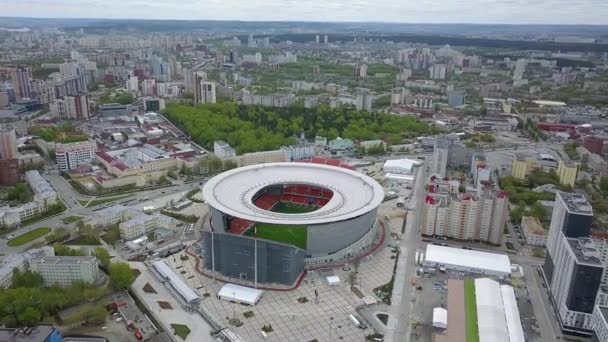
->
(109, 262, 135, 290)
(10, 269, 44, 288)
(93, 247, 111, 269)
(17, 307, 41, 326)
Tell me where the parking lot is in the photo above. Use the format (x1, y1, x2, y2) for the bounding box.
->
(409, 266, 542, 342)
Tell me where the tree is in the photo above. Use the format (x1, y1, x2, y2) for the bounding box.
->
(93, 247, 111, 269)
(10, 269, 44, 288)
(109, 262, 135, 290)
(17, 307, 41, 326)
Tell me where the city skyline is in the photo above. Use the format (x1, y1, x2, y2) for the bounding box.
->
(1, 0, 608, 25)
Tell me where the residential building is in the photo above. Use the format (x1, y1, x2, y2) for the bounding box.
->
(557, 159, 579, 187)
(447, 90, 465, 107)
(429, 63, 448, 80)
(0, 124, 17, 160)
(328, 137, 354, 151)
(521, 216, 547, 246)
(55, 140, 97, 171)
(11, 66, 32, 100)
(584, 136, 604, 155)
(214, 141, 236, 160)
(421, 179, 508, 244)
(544, 192, 602, 335)
(238, 149, 289, 167)
(119, 212, 179, 240)
(353, 64, 368, 79)
(53, 95, 90, 120)
(30, 256, 102, 287)
(591, 306, 608, 342)
(511, 155, 536, 180)
(431, 146, 449, 178)
(198, 81, 216, 104)
(142, 79, 156, 96)
(0, 247, 54, 289)
(355, 92, 373, 111)
(0, 158, 19, 186)
(281, 143, 315, 161)
(126, 75, 139, 92)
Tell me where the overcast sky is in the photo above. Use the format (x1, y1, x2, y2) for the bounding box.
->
(1, 0, 608, 25)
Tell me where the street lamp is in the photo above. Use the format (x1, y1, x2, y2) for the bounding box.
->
(329, 316, 334, 342)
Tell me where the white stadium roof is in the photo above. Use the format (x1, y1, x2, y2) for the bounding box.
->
(202, 162, 384, 225)
(425, 245, 512, 276)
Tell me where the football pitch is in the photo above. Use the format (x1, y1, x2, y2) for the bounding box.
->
(271, 201, 319, 214)
(245, 223, 307, 249)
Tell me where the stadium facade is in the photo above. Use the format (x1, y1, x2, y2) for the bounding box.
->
(200, 162, 384, 286)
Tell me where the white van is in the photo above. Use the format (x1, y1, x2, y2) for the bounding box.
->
(349, 314, 367, 329)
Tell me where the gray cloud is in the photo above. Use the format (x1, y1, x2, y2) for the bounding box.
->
(0, 0, 607, 24)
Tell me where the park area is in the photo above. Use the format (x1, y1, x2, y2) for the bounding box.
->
(245, 223, 307, 249)
(171, 324, 191, 340)
(464, 279, 479, 342)
(7, 227, 52, 246)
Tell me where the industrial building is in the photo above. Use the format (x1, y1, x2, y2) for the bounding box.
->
(422, 244, 512, 277)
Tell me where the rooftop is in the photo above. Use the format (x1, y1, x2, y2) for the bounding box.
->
(0, 325, 56, 342)
(424, 244, 511, 275)
(558, 192, 593, 216)
(567, 237, 603, 267)
(203, 162, 384, 225)
(34, 256, 97, 265)
(521, 216, 545, 235)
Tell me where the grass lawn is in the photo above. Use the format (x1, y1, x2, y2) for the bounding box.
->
(464, 279, 479, 342)
(81, 195, 130, 208)
(62, 215, 82, 224)
(245, 223, 307, 249)
(271, 201, 319, 214)
(8, 227, 52, 246)
(171, 324, 191, 340)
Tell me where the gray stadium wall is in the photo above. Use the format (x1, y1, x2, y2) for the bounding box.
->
(202, 231, 305, 286)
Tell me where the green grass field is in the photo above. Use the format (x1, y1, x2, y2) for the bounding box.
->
(246, 223, 307, 249)
(62, 215, 82, 224)
(271, 202, 319, 214)
(170, 324, 191, 340)
(464, 279, 479, 342)
(8, 227, 52, 247)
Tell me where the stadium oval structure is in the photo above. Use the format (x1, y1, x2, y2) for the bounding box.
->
(203, 162, 384, 225)
(200, 162, 385, 286)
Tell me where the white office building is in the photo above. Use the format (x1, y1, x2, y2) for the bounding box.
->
(30, 256, 102, 287)
(55, 140, 97, 171)
(214, 141, 236, 160)
(198, 81, 216, 104)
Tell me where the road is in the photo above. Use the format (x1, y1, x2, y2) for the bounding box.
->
(384, 161, 427, 342)
(0, 175, 207, 254)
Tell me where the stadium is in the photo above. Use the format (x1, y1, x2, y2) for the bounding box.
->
(200, 161, 385, 286)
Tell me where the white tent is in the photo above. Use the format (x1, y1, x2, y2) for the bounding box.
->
(475, 278, 509, 342)
(218, 283, 263, 306)
(432, 308, 448, 329)
(326, 275, 340, 286)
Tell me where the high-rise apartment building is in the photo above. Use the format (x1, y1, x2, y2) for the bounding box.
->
(198, 81, 216, 104)
(353, 64, 368, 79)
(557, 159, 579, 187)
(355, 92, 373, 111)
(421, 179, 508, 244)
(53, 95, 90, 120)
(10, 66, 32, 100)
(193, 71, 208, 104)
(544, 192, 603, 335)
(431, 146, 449, 178)
(0, 124, 18, 160)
